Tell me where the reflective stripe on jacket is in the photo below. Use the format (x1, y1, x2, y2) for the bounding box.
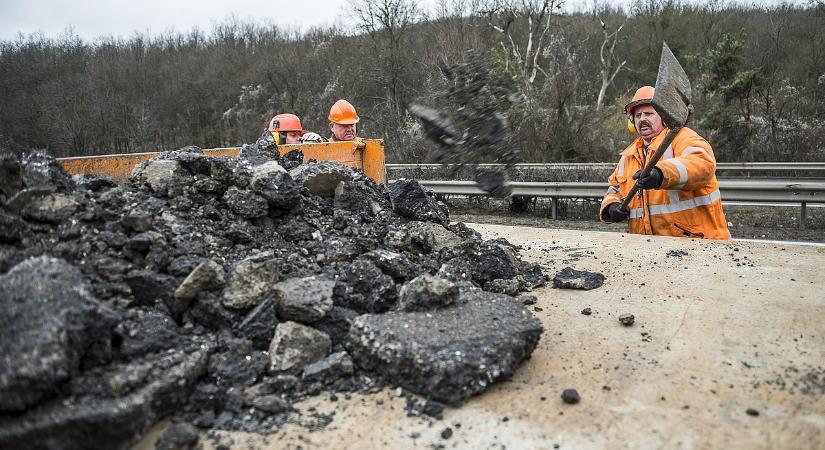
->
(599, 127, 731, 240)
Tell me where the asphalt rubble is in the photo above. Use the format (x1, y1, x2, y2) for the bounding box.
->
(0, 142, 546, 449)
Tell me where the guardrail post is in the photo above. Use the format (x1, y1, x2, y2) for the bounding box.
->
(551, 198, 558, 220)
(800, 202, 807, 229)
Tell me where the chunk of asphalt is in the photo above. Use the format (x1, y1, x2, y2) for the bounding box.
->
(268, 322, 331, 374)
(222, 254, 280, 309)
(334, 180, 390, 216)
(520, 261, 546, 289)
(222, 186, 268, 219)
(341, 259, 397, 313)
(249, 161, 301, 210)
(346, 286, 543, 405)
(302, 351, 355, 383)
(131, 158, 193, 198)
(174, 260, 225, 303)
(311, 306, 359, 350)
(389, 179, 449, 226)
(404, 396, 445, 420)
(289, 161, 354, 196)
(121, 208, 153, 232)
(273, 275, 335, 323)
(235, 295, 280, 350)
(0, 256, 118, 412)
(386, 221, 462, 254)
(360, 249, 419, 281)
(155, 422, 199, 450)
(0, 347, 211, 449)
(484, 278, 521, 296)
(619, 314, 635, 326)
(552, 267, 605, 290)
(114, 309, 180, 359)
(440, 240, 522, 285)
(20, 192, 79, 223)
(561, 388, 580, 404)
(397, 274, 459, 312)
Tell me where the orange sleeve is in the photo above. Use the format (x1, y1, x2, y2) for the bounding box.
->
(656, 128, 716, 191)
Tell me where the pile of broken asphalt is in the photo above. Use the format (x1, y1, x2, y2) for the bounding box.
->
(0, 142, 546, 449)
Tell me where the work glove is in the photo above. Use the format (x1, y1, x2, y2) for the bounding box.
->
(632, 166, 664, 190)
(603, 202, 630, 223)
(299, 132, 325, 143)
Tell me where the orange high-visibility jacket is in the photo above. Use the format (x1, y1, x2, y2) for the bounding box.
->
(599, 127, 731, 240)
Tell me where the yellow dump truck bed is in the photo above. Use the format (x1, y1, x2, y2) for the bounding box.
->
(58, 139, 387, 185)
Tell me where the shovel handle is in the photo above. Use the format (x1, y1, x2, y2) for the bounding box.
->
(618, 126, 682, 212)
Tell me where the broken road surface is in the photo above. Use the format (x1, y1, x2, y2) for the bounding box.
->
(136, 224, 825, 449)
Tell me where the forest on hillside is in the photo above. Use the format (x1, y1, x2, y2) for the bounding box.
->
(1, 0, 824, 163)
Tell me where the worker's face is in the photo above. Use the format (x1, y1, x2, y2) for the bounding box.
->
(284, 131, 302, 144)
(330, 122, 357, 141)
(633, 105, 664, 142)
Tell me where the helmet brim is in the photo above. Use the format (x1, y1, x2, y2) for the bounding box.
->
(624, 99, 653, 115)
(331, 118, 359, 125)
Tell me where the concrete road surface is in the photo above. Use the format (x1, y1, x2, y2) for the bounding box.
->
(136, 225, 825, 450)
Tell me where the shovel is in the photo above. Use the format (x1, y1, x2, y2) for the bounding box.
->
(619, 42, 693, 212)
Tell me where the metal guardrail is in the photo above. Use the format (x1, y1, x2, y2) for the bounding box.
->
(388, 163, 615, 169)
(409, 179, 825, 227)
(715, 162, 825, 171)
(413, 180, 825, 202)
(387, 162, 825, 171)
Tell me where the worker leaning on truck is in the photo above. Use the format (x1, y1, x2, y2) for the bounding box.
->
(599, 86, 731, 240)
(327, 99, 362, 142)
(267, 113, 325, 144)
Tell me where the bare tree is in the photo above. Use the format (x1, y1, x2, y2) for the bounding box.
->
(483, 0, 563, 91)
(352, 0, 421, 106)
(595, 18, 626, 111)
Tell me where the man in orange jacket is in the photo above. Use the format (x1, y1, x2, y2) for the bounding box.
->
(600, 86, 731, 240)
(327, 99, 362, 142)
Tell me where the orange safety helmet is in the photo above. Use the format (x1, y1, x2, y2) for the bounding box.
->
(268, 113, 305, 133)
(328, 99, 360, 125)
(624, 86, 655, 115)
(625, 86, 655, 134)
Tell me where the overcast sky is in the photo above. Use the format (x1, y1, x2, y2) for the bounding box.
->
(0, 0, 357, 42)
(0, 0, 807, 43)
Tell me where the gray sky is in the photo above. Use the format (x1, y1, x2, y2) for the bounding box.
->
(0, 0, 583, 43)
(1, 0, 808, 43)
(0, 0, 353, 42)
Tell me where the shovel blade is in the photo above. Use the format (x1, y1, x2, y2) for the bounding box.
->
(652, 42, 692, 128)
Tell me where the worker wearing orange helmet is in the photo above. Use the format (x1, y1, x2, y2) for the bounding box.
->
(327, 99, 361, 142)
(267, 113, 324, 145)
(268, 113, 306, 145)
(599, 86, 730, 239)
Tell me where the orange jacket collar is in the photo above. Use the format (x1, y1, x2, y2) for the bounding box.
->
(622, 128, 669, 156)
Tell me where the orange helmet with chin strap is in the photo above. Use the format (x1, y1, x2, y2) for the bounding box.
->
(625, 86, 654, 134)
(268, 113, 304, 133)
(268, 113, 305, 144)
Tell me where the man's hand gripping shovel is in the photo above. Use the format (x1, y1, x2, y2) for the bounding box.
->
(618, 42, 693, 213)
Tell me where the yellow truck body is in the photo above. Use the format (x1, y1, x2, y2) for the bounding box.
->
(58, 139, 387, 185)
